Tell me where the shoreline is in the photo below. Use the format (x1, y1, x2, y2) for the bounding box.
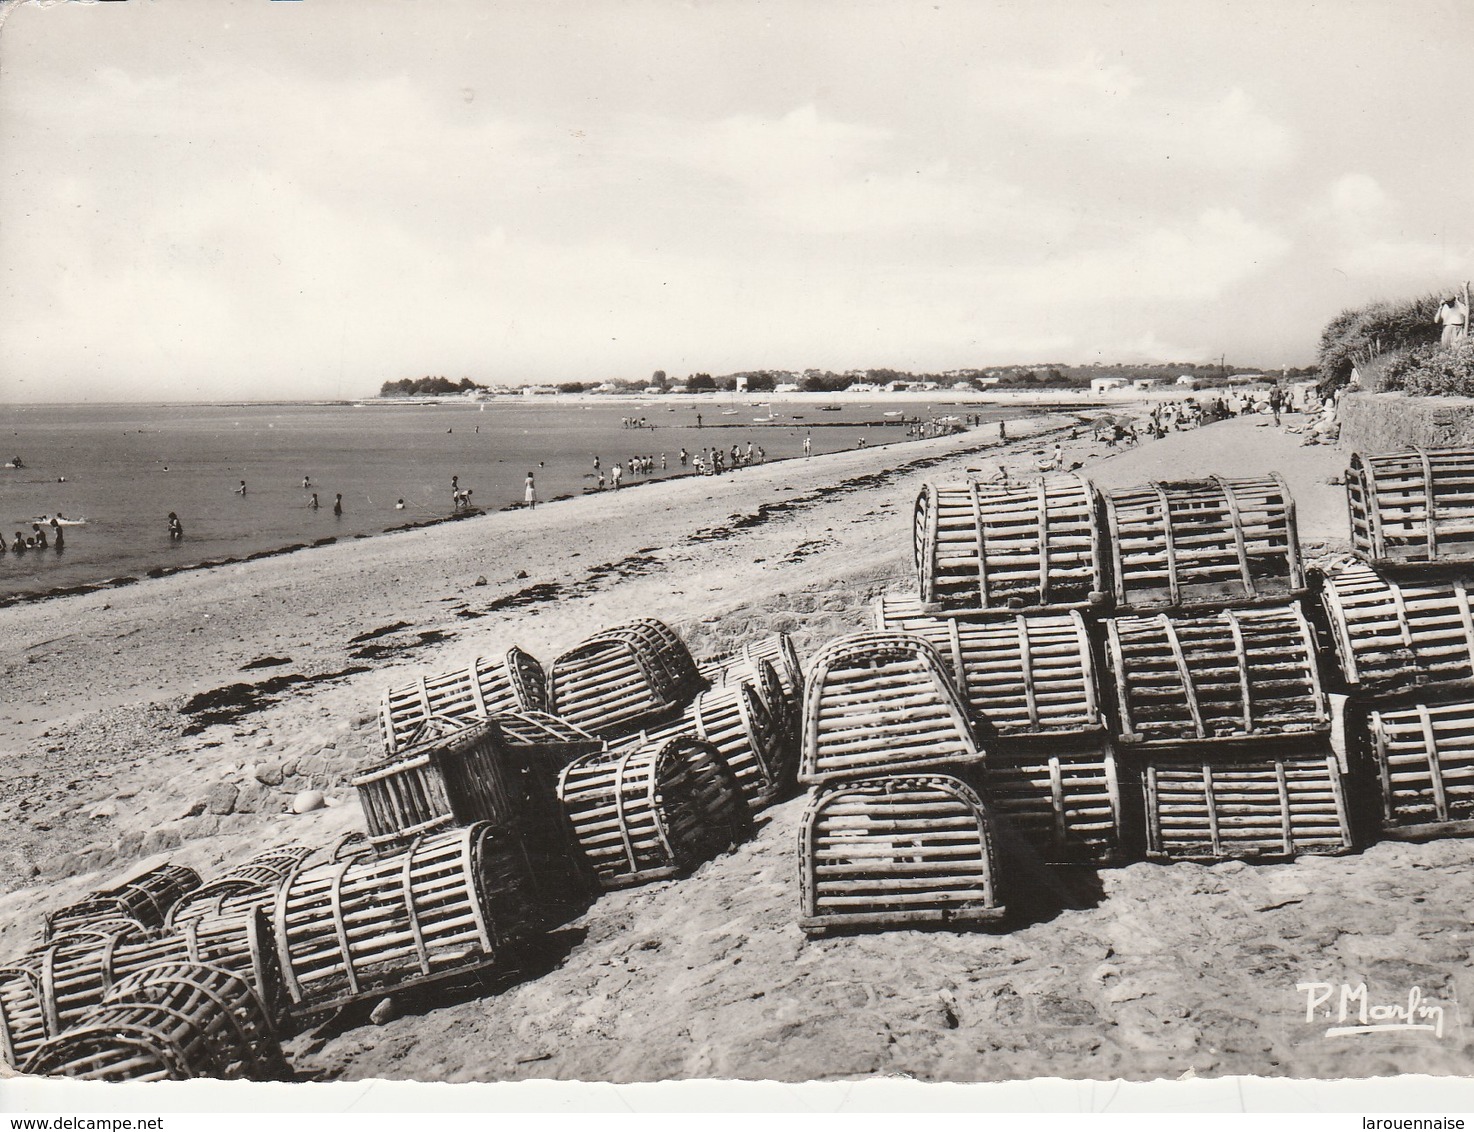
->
(0, 419, 987, 611)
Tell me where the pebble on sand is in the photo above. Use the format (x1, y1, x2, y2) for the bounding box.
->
(291, 789, 325, 814)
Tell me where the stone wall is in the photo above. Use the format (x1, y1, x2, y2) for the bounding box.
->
(1339, 391, 1474, 453)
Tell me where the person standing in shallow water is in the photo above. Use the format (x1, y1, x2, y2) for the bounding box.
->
(50, 518, 63, 550)
(524, 471, 537, 509)
(309, 493, 319, 510)
(31, 523, 47, 549)
(333, 493, 343, 517)
(167, 512, 183, 540)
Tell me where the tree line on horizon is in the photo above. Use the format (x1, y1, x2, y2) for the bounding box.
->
(380, 360, 1310, 399)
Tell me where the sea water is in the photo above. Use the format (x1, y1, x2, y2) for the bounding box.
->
(0, 398, 1038, 602)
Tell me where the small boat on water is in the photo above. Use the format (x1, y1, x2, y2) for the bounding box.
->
(883, 411, 904, 419)
(721, 409, 739, 416)
(818, 405, 842, 412)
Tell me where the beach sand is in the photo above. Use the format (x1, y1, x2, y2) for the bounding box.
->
(4, 409, 1472, 1084)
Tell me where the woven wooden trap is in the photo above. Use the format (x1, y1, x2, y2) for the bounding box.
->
(645, 678, 792, 811)
(913, 475, 1104, 613)
(873, 598, 1102, 740)
(378, 646, 547, 755)
(1347, 448, 1474, 568)
(799, 632, 981, 785)
(799, 773, 1005, 935)
(700, 633, 804, 718)
(23, 961, 288, 1082)
(270, 822, 537, 1016)
(353, 717, 526, 855)
(1367, 699, 1474, 839)
(557, 734, 749, 889)
(166, 846, 316, 930)
(45, 864, 202, 942)
(1103, 604, 1329, 746)
(982, 739, 1124, 863)
(1138, 741, 1353, 861)
(1320, 563, 1474, 699)
(1101, 474, 1304, 610)
(2, 909, 280, 1066)
(548, 618, 707, 739)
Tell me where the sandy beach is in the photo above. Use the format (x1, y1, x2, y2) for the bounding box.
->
(4, 407, 1473, 1085)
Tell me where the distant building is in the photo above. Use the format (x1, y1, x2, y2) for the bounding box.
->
(846, 382, 881, 392)
(774, 382, 801, 393)
(1091, 377, 1128, 394)
(1229, 374, 1266, 384)
(951, 381, 976, 391)
(1131, 378, 1158, 391)
(1176, 375, 1200, 388)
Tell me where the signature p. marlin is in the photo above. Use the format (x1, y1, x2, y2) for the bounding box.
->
(1297, 982, 1449, 1039)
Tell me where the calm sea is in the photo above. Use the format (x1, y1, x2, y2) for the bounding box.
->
(0, 398, 1039, 602)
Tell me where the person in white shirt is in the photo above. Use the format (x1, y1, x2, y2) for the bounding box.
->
(1436, 296, 1468, 347)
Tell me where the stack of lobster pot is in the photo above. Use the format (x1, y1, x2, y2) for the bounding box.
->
(796, 631, 1003, 935)
(1325, 446, 1474, 841)
(1098, 474, 1353, 861)
(903, 473, 1122, 864)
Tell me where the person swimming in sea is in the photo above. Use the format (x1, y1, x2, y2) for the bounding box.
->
(11, 531, 26, 553)
(309, 493, 319, 510)
(235, 480, 247, 496)
(395, 498, 406, 510)
(167, 512, 183, 540)
(302, 476, 311, 489)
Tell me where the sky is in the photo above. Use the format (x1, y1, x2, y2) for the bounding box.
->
(1, 0, 1471, 402)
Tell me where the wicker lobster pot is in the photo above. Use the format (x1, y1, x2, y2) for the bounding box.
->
(2, 910, 280, 1066)
(1367, 699, 1474, 838)
(646, 679, 792, 811)
(1103, 604, 1329, 746)
(873, 598, 1102, 740)
(378, 647, 547, 755)
(271, 823, 537, 1016)
(913, 475, 1104, 612)
(0, 965, 47, 1070)
(45, 864, 203, 942)
(799, 632, 981, 785)
(1138, 741, 1353, 861)
(353, 718, 526, 855)
(167, 846, 316, 930)
(1101, 475, 1304, 611)
(700, 633, 804, 716)
(1320, 564, 1474, 699)
(23, 962, 288, 1082)
(983, 739, 1124, 863)
(1347, 448, 1474, 568)
(557, 735, 749, 889)
(548, 619, 707, 739)
(799, 773, 1005, 935)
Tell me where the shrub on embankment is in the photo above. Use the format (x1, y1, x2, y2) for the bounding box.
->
(1316, 292, 1442, 394)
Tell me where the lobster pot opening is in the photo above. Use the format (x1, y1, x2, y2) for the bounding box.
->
(23, 962, 288, 1083)
(167, 847, 316, 930)
(549, 619, 707, 739)
(1348, 448, 1474, 568)
(1368, 699, 1474, 838)
(873, 601, 1102, 740)
(1103, 604, 1328, 746)
(2, 913, 277, 1062)
(45, 864, 203, 942)
(799, 632, 980, 785)
(800, 774, 1005, 935)
(271, 823, 537, 1016)
(1320, 564, 1474, 699)
(353, 718, 526, 855)
(648, 680, 793, 811)
(913, 476, 1103, 613)
(1138, 742, 1353, 861)
(378, 647, 547, 755)
(1102, 475, 1304, 611)
(557, 735, 748, 889)
(983, 738, 1124, 863)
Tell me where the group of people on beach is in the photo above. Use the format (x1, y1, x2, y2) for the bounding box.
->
(2, 520, 62, 555)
